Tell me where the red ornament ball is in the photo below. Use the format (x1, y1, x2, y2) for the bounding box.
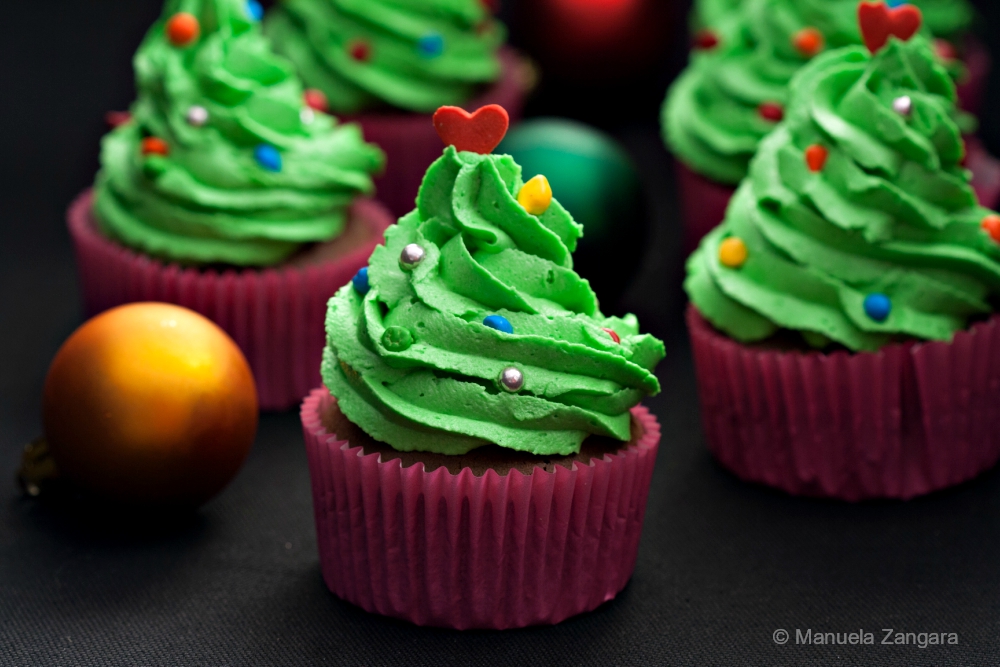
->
(758, 102, 784, 122)
(349, 40, 371, 62)
(166, 12, 200, 47)
(141, 137, 170, 157)
(805, 144, 828, 172)
(303, 89, 329, 113)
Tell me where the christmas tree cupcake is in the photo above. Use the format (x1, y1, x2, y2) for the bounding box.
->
(301, 105, 664, 629)
(68, 0, 392, 410)
(265, 0, 531, 216)
(686, 3, 1000, 500)
(664, 0, 993, 252)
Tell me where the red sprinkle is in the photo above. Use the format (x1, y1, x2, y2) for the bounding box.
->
(303, 89, 329, 113)
(982, 215, 1000, 242)
(480, 0, 500, 13)
(693, 30, 720, 51)
(166, 13, 200, 47)
(934, 38, 957, 61)
(105, 111, 132, 128)
(793, 28, 824, 57)
(758, 102, 784, 122)
(602, 328, 621, 344)
(349, 40, 371, 62)
(141, 137, 170, 156)
(805, 144, 828, 172)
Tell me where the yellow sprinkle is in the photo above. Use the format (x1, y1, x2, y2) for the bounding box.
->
(517, 175, 553, 216)
(718, 237, 748, 268)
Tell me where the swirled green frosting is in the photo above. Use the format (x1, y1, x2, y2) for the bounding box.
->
(686, 37, 1000, 352)
(265, 0, 503, 114)
(95, 0, 385, 267)
(665, 0, 976, 186)
(914, 0, 974, 39)
(692, 0, 973, 39)
(322, 147, 665, 455)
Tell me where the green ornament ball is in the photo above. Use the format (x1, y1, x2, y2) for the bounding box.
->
(498, 119, 646, 310)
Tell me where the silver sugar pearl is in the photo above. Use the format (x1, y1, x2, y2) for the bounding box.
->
(186, 105, 209, 127)
(399, 243, 426, 270)
(300, 107, 316, 125)
(499, 367, 524, 392)
(892, 95, 912, 117)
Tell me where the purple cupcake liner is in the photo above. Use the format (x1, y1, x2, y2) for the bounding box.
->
(687, 305, 1000, 501)
(300, 387, 662, 629)
(67, 190, 394, 411)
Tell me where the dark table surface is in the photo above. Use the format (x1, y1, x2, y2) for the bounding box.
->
(4, 1, 1000, 665)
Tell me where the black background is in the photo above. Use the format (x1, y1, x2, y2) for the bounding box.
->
(3, 1, 1000, 665)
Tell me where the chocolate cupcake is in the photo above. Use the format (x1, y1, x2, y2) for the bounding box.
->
(686, 6, 1000, 500)
(301, 106, 665, 628)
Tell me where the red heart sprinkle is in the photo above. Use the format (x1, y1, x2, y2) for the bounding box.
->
(433, 105, 510, 154)
(805, 144, 828, 172)
(858, 2, 922, 54)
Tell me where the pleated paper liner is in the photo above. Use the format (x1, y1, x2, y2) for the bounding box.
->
(956, 35, 991, 117)
(675, 160, 737, 256)
(346, 47, 531, 218)
(687, 305, 1000, 501)
(967, 136, 1000, 211)
(67, 190, 394, 411)
(300, 387, 662, 629)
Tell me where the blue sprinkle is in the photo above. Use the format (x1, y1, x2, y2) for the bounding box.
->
(246, 0, 264, 21)
(254, 144, 282, 172)
(483, 315, 513, 334)
(417, 33, 445, 58)
(886, 0, 906, 6)
(352, 267, 370, 295)
(863, 293, 892, 322)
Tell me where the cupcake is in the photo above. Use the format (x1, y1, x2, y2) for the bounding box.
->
(68, 0, 392, 410)
(685, 6, 1000, 501)
(663, 0, 992, 252)
(301, 105, 665, 628)
(265, 0, 530, 217)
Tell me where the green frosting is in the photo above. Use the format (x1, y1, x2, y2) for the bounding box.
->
(265, 0, 504, 114)
(322, 147, 665, 456)
(692, 0, 973, 39)
(913, 0, 974, 39)
(686, 37, 1000, 352)
(665, 0, 975, 186)
(95, 0, 385, 267)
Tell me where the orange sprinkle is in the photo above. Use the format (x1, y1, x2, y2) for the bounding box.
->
(141, 137, 170, 156)
(166, 13, 200, 47)
(793, 28, 824, 57)
(805, 144, 828, 172)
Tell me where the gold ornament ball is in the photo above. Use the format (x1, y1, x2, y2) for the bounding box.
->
(42, 303, 258, 508)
